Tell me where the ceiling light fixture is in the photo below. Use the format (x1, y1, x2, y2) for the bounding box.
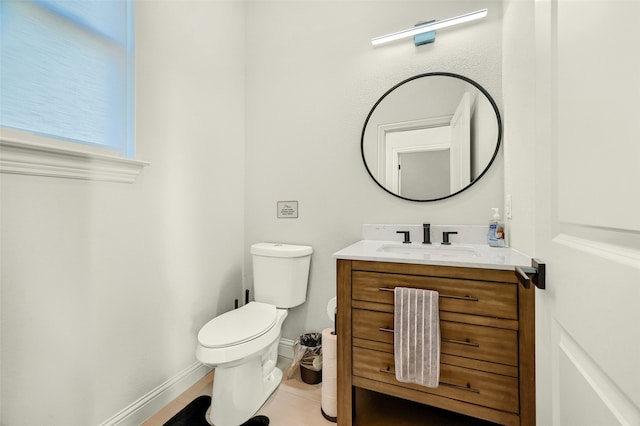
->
(371, 8, 488, 47)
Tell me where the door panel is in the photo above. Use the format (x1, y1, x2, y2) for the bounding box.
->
(557, 343, 619, 426)
(555, 1, 640, 231)
(450, 92, 471, 192)
(535, 1, 640, 425)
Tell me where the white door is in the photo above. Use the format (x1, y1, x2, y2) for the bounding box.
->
(449, 92, 471, 192)
(534, 1, 640, 425)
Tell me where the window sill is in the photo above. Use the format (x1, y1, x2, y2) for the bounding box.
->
(0, 139, 150, 184)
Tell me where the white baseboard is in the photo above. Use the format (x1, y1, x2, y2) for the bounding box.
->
(278, 337, 294, 360)
(100, 338, 292, 426)
(98, 361, 211, 426)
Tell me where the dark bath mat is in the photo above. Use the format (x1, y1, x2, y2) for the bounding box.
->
(163, 395, 270, 426)
(242, 415, 270, 426)
(163, 395, 211, 426)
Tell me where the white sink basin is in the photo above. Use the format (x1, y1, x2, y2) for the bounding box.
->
(378, 243, 480, 258)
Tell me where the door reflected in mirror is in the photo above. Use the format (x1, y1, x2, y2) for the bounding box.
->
(361, 73, 502, 202)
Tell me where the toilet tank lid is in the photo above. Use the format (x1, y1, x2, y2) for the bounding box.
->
(251, 243, 313, 258)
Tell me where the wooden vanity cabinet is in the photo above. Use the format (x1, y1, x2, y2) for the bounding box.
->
(336, 259, 535, 426)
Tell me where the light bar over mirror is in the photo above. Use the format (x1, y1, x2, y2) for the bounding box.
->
(371, 9, 488, 46)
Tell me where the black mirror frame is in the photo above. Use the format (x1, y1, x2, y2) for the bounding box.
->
(360, 72, 503, 202)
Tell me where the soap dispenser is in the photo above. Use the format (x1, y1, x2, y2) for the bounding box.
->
(488, 207, 506, 247)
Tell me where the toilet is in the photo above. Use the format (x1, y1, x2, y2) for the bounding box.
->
(196, 242, 313, 426)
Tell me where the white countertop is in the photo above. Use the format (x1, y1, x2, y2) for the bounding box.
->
(333, 240, 531, 271)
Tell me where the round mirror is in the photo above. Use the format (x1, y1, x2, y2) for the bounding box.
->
(361, 72, 502, 202)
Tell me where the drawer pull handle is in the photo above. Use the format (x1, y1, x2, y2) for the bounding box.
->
(440, 381, 481, 394)
(378, 329, 480, 349)
(379, 367, 395, 375)
(440, 294, 479, 302)
(380, 369, 480, 394)
(378, 287, 479, 302)
(441, 338, 480, 347)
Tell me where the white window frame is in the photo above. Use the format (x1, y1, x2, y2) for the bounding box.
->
(0, 1, 148, 183)
(0, 129, 148, 184)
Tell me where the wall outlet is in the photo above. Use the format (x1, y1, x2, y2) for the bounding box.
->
(505, 194, 512, 219)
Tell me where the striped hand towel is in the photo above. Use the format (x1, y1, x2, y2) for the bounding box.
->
(394, 287, 440, 388)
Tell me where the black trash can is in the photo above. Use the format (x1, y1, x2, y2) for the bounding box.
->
(295, 332, 322, 384)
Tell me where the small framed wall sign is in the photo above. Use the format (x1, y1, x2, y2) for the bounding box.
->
(277, 201, 298, 218)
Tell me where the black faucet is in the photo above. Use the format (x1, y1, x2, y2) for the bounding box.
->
(422, 223, 431, 244)
(442, 231, 458, 245)
(396, 230, 411, 244)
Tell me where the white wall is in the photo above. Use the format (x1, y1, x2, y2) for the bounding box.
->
(244, 1, 505, 340)
(0, 2, 246, 425)
(502, 0, 536, 254)
(502, 2, 550, 422)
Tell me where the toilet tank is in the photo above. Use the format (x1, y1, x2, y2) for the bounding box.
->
(250, 243, 313, 308)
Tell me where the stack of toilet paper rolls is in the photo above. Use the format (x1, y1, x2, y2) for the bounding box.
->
(321, 327, 337, 421)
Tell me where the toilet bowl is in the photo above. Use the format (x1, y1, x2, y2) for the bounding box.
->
(196, 302, 287, 426)
(196, 242, 313, 426)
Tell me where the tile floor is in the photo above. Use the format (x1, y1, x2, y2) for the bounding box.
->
(142, 358, 498, 426)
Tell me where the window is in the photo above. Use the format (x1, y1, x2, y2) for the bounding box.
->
(0, 0, 147, 182)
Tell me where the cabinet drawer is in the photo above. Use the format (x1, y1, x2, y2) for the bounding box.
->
(352, 309, 518, 366)
(352, 271, 517, 320)
(353, 346, 519, 414)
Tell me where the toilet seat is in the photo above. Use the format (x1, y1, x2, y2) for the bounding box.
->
(198, 302, 277, 349)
